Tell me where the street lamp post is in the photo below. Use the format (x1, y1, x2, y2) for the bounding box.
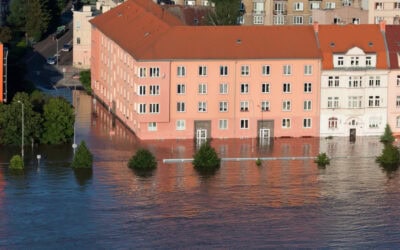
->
(56, 38, 59, 68)
(17, 101, 24, 158)
(72, 85, 77, 154)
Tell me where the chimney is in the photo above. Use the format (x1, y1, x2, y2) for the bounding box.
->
(313, 21, 319, 33)
(379, 20, 386, 32)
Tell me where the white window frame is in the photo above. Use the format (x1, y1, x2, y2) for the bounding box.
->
(283, 65, 292, 75)
(293, 16, 303, 24)
(149, 103, 159, 113)
(219, 119, 228, 130)
(240, 101, 249, 112)
(282, 118, 291, 128)
(198, 83, 207, 94)
(138, 67, 146, 78)
(304, 83, 312, 93)
(219, 101, 228, 112)
(261, 101, 270, 111)
(261, 83, 270, 93)
(138, 85, 146, 96)
(241, 83, 249, 93)
(138, 103, 146, 114)
(282, 100, 291, 111)
(304, 65, 312, 75)
(199, 66, 207, 76)
(148, 122, 157, 131)
(220, 66, 228, 76)
(150, 85, 160, 95)
(328, 117, 338, 129)
(220, 83, 228, 94)
(149, 67, 160, 78)
(294, 2, 304, 11)
(177, 84, 186, 94)
(177, 66, 186, 77)
(177, 102, 186, 112)
(241, 65, 250, 76)
(304, 100, 312, 110)
(262, 65, 270, 76)
(198, 101, 207, 112)
(176, 120, 186, 130)
(303, 118, 311, 128)
(240, 119, 249, 129)
(283, 83, 291, 93)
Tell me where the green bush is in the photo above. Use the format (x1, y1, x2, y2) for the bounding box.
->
(192, 142, 221, 171)
(376, 144, 400, 170)
(79, 70, 92, 95)
(72, 141, 93, 168)
(128, 148, 157, 170)
(9, 155, 24, 170)
(255, 158, 262, 166)
(315, 152, 330, 167)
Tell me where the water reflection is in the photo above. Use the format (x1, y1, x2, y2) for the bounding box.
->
(1, 92, 400, 248)
(73, 168, 93, 186)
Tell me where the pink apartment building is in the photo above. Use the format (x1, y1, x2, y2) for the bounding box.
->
(385, 25, 400, 136)
(90, 0, 322, 140)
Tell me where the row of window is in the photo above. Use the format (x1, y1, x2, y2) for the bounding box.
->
(161, 64, 313, 78)
(327, 96, 383, 108)
(375, 2, 400, 10)
(327, 76, 382, 88)
(328, 117, 383, 129)
(175, 100, 312, 113)
(334, 55, 376, 68)
(147, 118, 313, 131)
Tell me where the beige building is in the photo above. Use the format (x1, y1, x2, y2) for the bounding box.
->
(368, 0, 400, 24)
(312, 3, 368, 24)
(73, 0, 122, 69)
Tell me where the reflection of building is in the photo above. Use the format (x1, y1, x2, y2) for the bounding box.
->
(90, 0, 322, 140)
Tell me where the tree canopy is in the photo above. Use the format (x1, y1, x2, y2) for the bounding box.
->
(207, 0, 243, 25)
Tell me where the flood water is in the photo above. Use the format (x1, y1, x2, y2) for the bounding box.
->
(1, 91, 400, 249)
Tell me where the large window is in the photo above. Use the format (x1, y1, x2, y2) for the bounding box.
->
(219, 119, 228, 130)
(283, 83, 291, 93)
(150, 85, 159, 95)
(149, 67, 160, 77)
(198, 83, 207, 94)
(198, 66, 207, 76)
(148, 122, 157, 131)
(261, 101, 270, 111)
(262, 65, 270, 75)
(240, 101, 249, 112)
(220, 83, 228, 94)
(177, 84, 186, 94)
(241, 65, 250, 76)
(240, 119, 249, 129)
(303, 118, 311, 128)
(328, 117, 338, 129)
(304, 65, 312, 75)
(283, 65, 291, 75)
(219, 101, 228, 112)
(348, 96, 362, 108)
(177, 66, 186, 77)
(304, 100, 312, 110)
(138, 85, 146, 96)
(261, 83, 270, 93)
(198, 101, 207, 112)
(304, 83, 312, 93)
(176, 120, 186, 130)
(282, 118, 291, 128)
(282, 100, 291, 111)
(241, 83, 249, 93)
(149, 103, 159, 113)
(220, 66, 228, 76)
(368, 96, 381, 107)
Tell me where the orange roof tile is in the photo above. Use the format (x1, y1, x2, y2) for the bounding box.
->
(90, 0, 321, 60)
(317, 24, 388, 69)
(385, 25, 400, 70)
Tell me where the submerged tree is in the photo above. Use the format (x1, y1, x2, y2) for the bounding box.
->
(376, 124, 400, 171)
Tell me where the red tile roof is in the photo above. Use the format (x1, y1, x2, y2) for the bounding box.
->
(317, 24, 388, 69)
(90, 0, 321, 60)
(385, 25, 400, 70)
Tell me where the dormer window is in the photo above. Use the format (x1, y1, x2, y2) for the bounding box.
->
(337, 56, 344, 66)
(350, 56, 359, 66)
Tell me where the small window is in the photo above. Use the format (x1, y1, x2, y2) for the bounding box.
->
(283, 65, 291, 75)
(282, 118, 291, 128)
(262, 65, 270, 75)
(219, 119, 228, 130)
(220, 83, 228, 94)
(199, 66, 207, 76)
(240, 101, 249, 112)
(176, 120, 186, 130)
(177, 102, 186, 112)
(282, 100, 291, 111)
(149, 103, 159, 113)
(283, 83, 291, 93)
(241, 83, 249, 93)
(261, 83, 270, 93)
(149, 67, 160, 77)
(177, 84, 186, 94)
(303, 118, 311, 128)
(304, 65, 312, 75)
(304, 83, 312, 93)
(219, 101, 228, 112)
(150, 85, 159, 95)
(148, 122, 157, 131)
(304, 100, 312, 110)
(198, 101, 207, 112)
(240, 119, 249, 129)
(198, 83, 207, 94)
(241, 65, 250, 76)
(220, 66, 228, 76)
(261, 101, 270, 111)
(138, 85, 146, 96)
(177, 66, 186, 76)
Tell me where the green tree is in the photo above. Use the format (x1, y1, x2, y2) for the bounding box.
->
(315, 152, 330, 167)
(192, 142, 221, 171)
(0, 92, 42, 145)
(128, 148, 157, 170)
(380, 124, 395, 146)
(79, 70, 92, 95)
(9, 154, 24, 170)
(41, 97, 74, 144)
(72, 141, 93, 168)
(207, 0, 242, 25)
(0, 26, 12, 44)
(376, 144, 399, 169)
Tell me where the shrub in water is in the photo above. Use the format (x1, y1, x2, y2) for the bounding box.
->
(9, 155, 24, 170)
(72, 141, 93, 168)
(128, 148, 157, 170)
(256, 158, 262, 166)
(192, 142, 221, 171)
(376, 144, 400, 170)
(315, 152, 330, 167)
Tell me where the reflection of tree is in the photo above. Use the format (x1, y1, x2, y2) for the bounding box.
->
(73, 168, 93, 186)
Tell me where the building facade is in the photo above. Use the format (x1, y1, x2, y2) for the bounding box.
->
(317, 23, 389, 137)
(90, 0, 322, 140)
(368, 0, 400, 24)
(385, 25, 400, 136)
